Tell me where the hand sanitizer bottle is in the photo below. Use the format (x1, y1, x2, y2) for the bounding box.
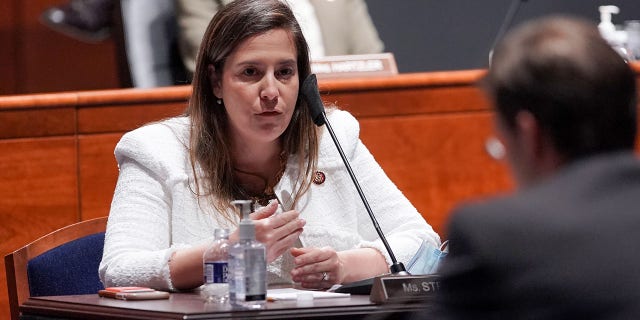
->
(598, 5, 630, 60)
(228, 200, 267, 309)
(202, 228, 230, 303)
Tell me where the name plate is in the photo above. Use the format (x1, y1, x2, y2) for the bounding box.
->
(311, 53, 398, 79)
(370, 274, 441, 304)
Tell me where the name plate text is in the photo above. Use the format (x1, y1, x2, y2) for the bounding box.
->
(370, 274, 441, 304)
(311, 53, 398, 79)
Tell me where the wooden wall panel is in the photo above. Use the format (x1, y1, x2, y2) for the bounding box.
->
(321, 71, 489, 117)
(0, 137, 78, 319)
(1, 0, 120, 95)
(0, 0, 17, 94)
(20, 1, 120, 93)
(0, 107, 75, 139)
(78, 133, 123, 220)
(78, 103, 187, 134)
(328, 85, 489, 118)
(0, 138, 79, 232)
(359, 112, 513, 235)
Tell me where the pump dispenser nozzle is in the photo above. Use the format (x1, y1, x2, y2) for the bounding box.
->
(232, 200, 255, 241)
(599, 5, 619, 36)
(598, 5, 630, 59)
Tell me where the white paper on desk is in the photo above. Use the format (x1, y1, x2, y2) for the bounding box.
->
(267, 288, 350, 300)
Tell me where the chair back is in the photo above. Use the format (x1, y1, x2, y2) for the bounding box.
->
(4, 217, 108, 320)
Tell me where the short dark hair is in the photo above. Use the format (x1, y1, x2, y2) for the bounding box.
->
(482, 15, 637, 160)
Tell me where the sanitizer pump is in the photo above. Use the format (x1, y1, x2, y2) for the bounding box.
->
(599, 5, 619, 37)
(598, 5, 630, 59)
(228, 200, 267, 309)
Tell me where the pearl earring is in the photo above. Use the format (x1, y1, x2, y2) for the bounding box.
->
(216, 99, 222, 105)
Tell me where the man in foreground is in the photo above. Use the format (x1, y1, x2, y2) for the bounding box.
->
(435, 15, 640, 318)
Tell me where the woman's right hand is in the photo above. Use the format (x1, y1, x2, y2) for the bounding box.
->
(231, 201, 305, 263)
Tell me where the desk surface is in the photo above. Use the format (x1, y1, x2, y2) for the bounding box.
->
(21, 292, 430, 319)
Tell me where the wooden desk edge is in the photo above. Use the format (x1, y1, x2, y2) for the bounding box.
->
(21, 294, 431, 320)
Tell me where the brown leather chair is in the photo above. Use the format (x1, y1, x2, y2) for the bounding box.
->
(4, 216, 108, 320)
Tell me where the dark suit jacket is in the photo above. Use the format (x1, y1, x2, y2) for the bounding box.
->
(435, 151, 640, 319)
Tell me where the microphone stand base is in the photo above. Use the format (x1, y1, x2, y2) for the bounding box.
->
(332, 277, 374, 295)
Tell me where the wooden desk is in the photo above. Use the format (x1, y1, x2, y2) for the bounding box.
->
(20, 293, 428, 319)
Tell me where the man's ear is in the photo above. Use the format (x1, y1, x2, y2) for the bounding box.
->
(514, 110, 564, 183)
(516, 110, 562, 169)
(208, 64, 222, 98)
(514, 111, 543, 160)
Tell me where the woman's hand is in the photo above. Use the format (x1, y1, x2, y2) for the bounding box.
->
(231, 201, 305, 263)
(290, 247, 390, 289)
(290, 247, 345, 289)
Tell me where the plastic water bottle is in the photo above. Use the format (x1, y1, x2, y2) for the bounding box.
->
(202, 228, 230, 303)
(228, 200, 267, 309)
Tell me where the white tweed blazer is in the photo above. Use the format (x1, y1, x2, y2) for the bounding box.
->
(99, 109, 440, 291)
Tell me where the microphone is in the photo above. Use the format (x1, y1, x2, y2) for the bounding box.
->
(488, 0, 527, 65)
(300, 74, 409, 294)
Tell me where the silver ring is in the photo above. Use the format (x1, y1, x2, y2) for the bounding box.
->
(321, 272, 328, 281)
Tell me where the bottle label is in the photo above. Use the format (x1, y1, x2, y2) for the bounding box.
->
(204, 261, 228, 284)
(245, 294, 267, 301)
(244, 251, 266, 297)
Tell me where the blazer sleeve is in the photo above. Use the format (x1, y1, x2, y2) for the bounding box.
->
(98, 123, 190, 292)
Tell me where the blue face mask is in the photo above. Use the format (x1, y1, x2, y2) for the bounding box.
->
(406, 240, 449, 275)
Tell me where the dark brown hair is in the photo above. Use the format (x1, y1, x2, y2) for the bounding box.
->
(483, 15, 637, 160)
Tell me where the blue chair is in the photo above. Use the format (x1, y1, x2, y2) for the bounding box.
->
(4, 217, 107, 320)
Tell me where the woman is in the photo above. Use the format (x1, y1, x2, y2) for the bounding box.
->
(99, 0, 440, 292)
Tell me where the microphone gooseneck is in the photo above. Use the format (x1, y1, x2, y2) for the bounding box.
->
(488, 0, 527, 65)
(300, 74, 326, 126)
(300, 74, 407, 276)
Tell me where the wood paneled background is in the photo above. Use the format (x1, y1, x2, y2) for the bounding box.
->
(0, 71, 516, 319)
(1, 1, 639, 319)
(3, 67, 637, 319)
(0, 0, 121, 96)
